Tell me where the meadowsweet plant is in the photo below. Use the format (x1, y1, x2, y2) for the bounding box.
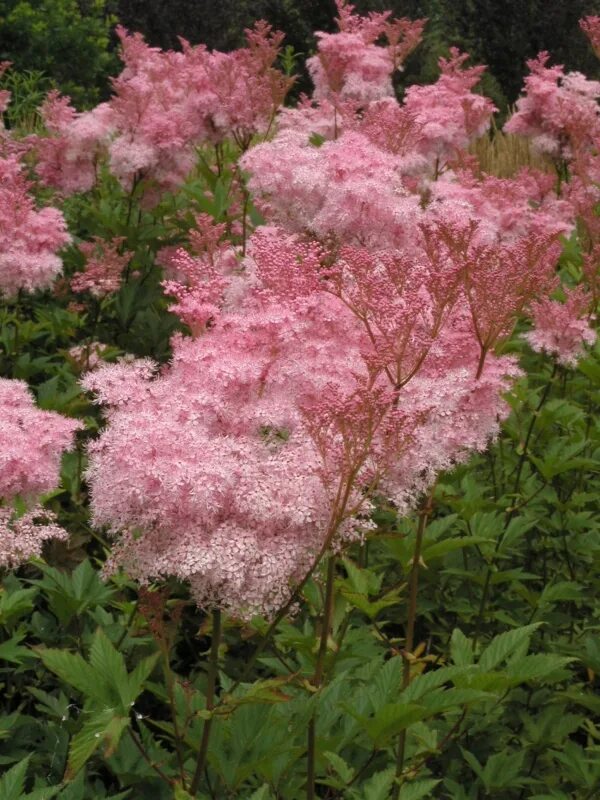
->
(0, 2, 598, 798)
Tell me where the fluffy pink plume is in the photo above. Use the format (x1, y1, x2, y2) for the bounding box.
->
(161, 214, 239, 334)
(0, 379, 81, 567)
(0, 154, 70, 295)
(307, 0, 424, 103)
(403, 48, 496, 172)
(34, 91, 114, 194)
(504, 52, 600, 160)
(0, 378, 81, 501)
(241, 130, 422, 247)
(525, 287, 596, 367)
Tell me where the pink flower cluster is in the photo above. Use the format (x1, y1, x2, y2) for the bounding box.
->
(403, 49, 496, 171)
(77, 5, 596, 619)
(69, 0, 597, 618)
(504, 52, 600, 160)
(161, 215, 239, 335)
(0, 154, 70, 295)
(35, 92, 113, 195)
(581, 16, 600, 58)
(33, 23, 291, 201)
(70, 237, 131, 298)
(0, 507, 67, 569)
(307, 0, 425, 103)
(525, 287, 596, 367)
(0, 379, 81, 501)
(0, 379, 81, 568)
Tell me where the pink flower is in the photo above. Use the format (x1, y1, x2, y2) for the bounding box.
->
(525, 286, 596, 367)
(34, 91, 114, 194)
(0, 378, 81, 502)
(504, 52, 600, 161)
(307, 0, 424, 104)
(0, 506, 68, 569)
(403, 49, 496, 172)
(70, 237, 131, 298)
(0, 154, 70, 295)
(581, 16, 600, 58)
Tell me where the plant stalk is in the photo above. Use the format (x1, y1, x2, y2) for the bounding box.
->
(307, 556, 337, 800)
(190, 608, 222, 795)
(392, 491, 433, 797)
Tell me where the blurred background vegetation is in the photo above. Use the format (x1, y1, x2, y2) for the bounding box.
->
(1, 0, 600, 111)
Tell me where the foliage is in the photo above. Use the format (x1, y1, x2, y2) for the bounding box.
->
(0, 0, 118, 107)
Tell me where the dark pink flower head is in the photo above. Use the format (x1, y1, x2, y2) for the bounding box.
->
(160, 214, 240, 335)
(525, 286, 596, 367)
(34, 91, 114, 195)
(457, 222, 562, 365)
(0, 154, 70, 295)
(307, 0, 424, 103)
(203, 21, 292, 149)
(70, 237, 131, 298)
(0, 61, 11, 116)
(504, 52, 600, 161)
(581, 16, 600, 58)
(0, 378, 81, 502)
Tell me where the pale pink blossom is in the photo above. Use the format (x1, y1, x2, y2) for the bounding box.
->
(307, 0, 424, 104)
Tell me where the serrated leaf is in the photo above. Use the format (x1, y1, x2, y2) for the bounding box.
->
(36, 648, 101, 699)
(0, 755, 30, 800)
(65, 707, 129, 779)
(323, 750, 355, 783)
(362, 768, 396, 800)
(479, 624, 541, 671)
(450, 629, 474, 667)
(505, 654, 575, 684)
(399, 779, 441, 799)
(362, 703, 428, 746)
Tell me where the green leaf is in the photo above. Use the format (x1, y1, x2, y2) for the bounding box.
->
(479, 624, 541, 670)
(65, 707, 129, 779)
(362, 768, 396, 800)
(323, 750, 355, 783)
(362, 703, 428, 746)
(0, 756, 30, 800)
(450, 629, 474, 667)
(246, 787, 275, 800)
(399, 779, 441, 799)
(36, 648, 101, 699)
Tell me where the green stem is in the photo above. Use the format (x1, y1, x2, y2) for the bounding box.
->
(392, 492, 433, 797)
(474, 363, 558, 644)
(307, 556, 337, 800)
(190, 608, 222, 796)
(164, 651, 188, 789)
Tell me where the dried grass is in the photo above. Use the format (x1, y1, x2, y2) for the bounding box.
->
(470, 127, 554, 178)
